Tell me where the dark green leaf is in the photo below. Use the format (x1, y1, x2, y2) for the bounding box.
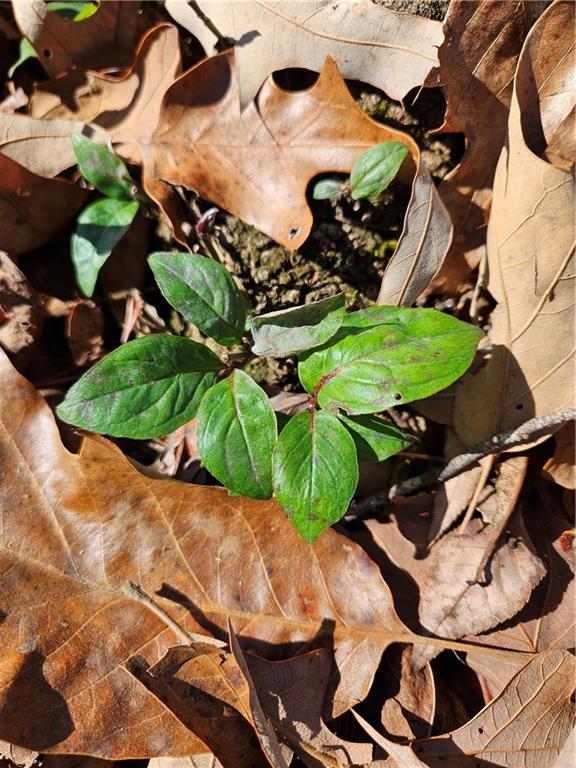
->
(57, 334, 223, 438)
(350, 142, 409, 200)
(299, 307, 483, 414)
(272, 409, 358, 543)
(71, 133, 134, 200)
(8, 38, 37, 79)
(251, 294, 346, 357)
(149, 252, 246, 347)
(47, 1, 100, 21)
(312, 179, 343, 200)
(71, 198, 139, 297)
(197, 370, 277, 499)
(337, 413, 413, 462)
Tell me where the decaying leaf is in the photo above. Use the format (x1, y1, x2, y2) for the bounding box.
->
(0, 253, 44, 366)
(379, 645, 435, 741)
(0, 348, 432, 757)
(413, 650, 575, 767)
(424, 0, 548, 293)
(453, 1, 575, 446)
(66, 300, 104, 367)
(0, 154, 88, 256)
(165, 0, 444, 106)
(543, 422, 576, 490)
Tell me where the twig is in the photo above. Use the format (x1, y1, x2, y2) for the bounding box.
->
(459, 454, 494, 533)
(351, 409, 575, 517)
(186, 0, 229, 47)
(121, 581, 226, 648)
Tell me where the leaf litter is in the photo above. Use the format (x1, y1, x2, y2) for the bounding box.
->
(0, 1, 574, 767)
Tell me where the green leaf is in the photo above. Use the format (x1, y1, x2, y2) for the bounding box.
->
(272, 409, 358, 543)
(47, 1, 100, 21)
(251, 294, 346, 357)
(71, 133, 134, 200)
(149, 252, 246, 347)
(299, 306, 483, 414)
(313, 179, 343, 200)
(197, 370, 277, 499)
(350, 142, 409, 200)
(71, 198, 139, 297)
(337, 413, 413, 462)
(8, 38, 37, 79)
(57, 334, 223, 439)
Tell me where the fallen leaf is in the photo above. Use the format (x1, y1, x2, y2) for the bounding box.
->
(424, 0, 548, 293)
(353, 709, 426, 768)
(165, 0, 444, 106)
(0, 154, 88, 256)
(543, 422, 576, 490)
(0, 347, 431, 756)
(137, 49, 417, 250)
(0, 741, 38, 768)
(379, 645, 435, 741)
(12, 0, 142, 76)
(149, 758, 223, 768)
(428, 464, 486, 544)
(0, 253, 44, 367)
(413, 650, 575, 767)
(65, 300, 104, 367)
(453, 0, 576, 446)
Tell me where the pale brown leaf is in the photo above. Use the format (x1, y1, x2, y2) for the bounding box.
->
(165, 0, 444, 106)
(0, 253, 44, 366)
(379, 645, 435, 741)
(453, 0, 576, 446)
(543, 422, 576, 490)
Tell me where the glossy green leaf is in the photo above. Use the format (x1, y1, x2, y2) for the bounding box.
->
(337, 413, 413, 462)
(8, 38, 37, 78)
(251, 294, 346, 357)
(57, 334, 223, 439)
(272, 409, 358, 543)
(71, 198, 139, 297)
(72, 133, 134, 200)
(299, 307, 483, 414)
(197, 370, 277, 499)
(350, 142, 409, 200)
(312, 179, 343, 200)
(47, 1, 100, 21)
(149, 252, 246, 347)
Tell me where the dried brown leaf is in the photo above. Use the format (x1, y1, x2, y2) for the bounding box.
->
(379, 645, 435, 741)
(165, 0, 444, 106)
(543, 422, 576, 490)
(66, 301, 104, 368)
(454, 0, 575, 446)
(0, 253, 43, 366)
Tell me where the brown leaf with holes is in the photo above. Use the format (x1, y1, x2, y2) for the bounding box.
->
(453, 1, 575, 446)
(0, 348, 439, 757)
(424, 0, 548, 294)
(0, 154, 88, 256)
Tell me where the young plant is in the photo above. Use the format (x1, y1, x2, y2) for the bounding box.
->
(57, 251, 483, 543)
(70, 133, 140, 297)
(313, 141, 409, 201)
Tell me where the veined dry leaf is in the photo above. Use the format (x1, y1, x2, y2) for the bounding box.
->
(137, 49, 418, 250)
(0, 153, 88, 256)
(0, 253, 44, 367)
(165, 0, 444, 107)
(0, 348, 443, 757)
(454, 0, 576, 446)
(413, 650, 575, 767)
(12, 0, 143, 77)
(425, 0, 548, 293)
(29, 24, 182, 162)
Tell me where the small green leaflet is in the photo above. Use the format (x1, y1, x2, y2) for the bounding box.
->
(312, 179, 343, 200)
(71, 133, 135, 201)
(57, 334, 223, 439)
(251, 294, 346, 357)
(350, 142, 409, 200)
(197, 370, 277, 499)
(46, 1, 100, 21)
(71, 198, 139, 297)
(272, 409, 358, 543)
(299, 306, 483, 414)
(337, 414, 413, 462)
(149, 252, 246, 347)
(8, 39, 37, 79)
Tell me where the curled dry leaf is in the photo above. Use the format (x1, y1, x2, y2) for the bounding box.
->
(543, 422, 576, 490)
(0, 253, 44, 367)
(12, 0, 143, 76)
(165, 0, 444, 107)
(138, 49, 417, 250)
(413, 650, 575, 768)
(424, 0, 548, 294)
(0, 348, 436, 757)
(454, 0, 576, 446)
(0, 154, 88, 256)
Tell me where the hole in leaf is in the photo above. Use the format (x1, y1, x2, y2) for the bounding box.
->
(273, 68, 319, 91)
(288, 227, 300, 240)
(516, 403, 524, 410)
(43, 48, 53, 59)
(394, 392, 402, 400)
